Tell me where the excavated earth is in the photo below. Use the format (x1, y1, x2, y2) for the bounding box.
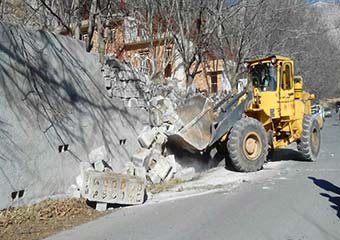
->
(0, 198, 106, 240)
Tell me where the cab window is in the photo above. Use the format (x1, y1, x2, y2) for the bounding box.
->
(281, 64, 292, 90)
(249, 63, 277, 92)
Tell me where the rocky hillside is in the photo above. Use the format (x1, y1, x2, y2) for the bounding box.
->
(313, 2, 340, 47)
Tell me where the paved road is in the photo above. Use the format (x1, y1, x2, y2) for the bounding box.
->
(48, 116, 340, 240)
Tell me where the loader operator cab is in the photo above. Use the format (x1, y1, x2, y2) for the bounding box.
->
(246, 55, 297, 119)
(250, 63, 277, 92)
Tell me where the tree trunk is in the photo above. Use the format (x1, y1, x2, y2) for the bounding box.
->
(73, 0, 81, 40)
(86, 0, 97, 52)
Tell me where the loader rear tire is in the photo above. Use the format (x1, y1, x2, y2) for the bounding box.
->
(297, 115, 320, 161)
(227, 118, 268, 172)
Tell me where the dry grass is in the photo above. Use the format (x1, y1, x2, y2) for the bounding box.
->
(147, 179, 183, 194)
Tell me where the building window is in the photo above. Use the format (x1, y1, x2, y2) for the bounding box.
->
(82, 33, 89, 42)
(124, 18, 138, 43)
(211, 73, 218, 93)
(165, 47, 172, 62)
(164, 63, 172, 78)
(140, 52, 150, 75)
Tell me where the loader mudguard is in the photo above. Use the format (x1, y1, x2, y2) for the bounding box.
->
(209, 91, 253, 147)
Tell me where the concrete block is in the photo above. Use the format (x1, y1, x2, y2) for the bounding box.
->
(87, 171, 145, 205)
(147, 171, 161, 184)
(165, 155, 178, 173)
(94, 160, 106, 172)
(150, 142, 163, 153)
(137, 127, 157, 148)
(148, 149, 162, 169)
(155, 131, 168, 145)
(104, 167, 113, 172)
(174, 167, 196, 182)
(89, 146, 107, 164)
(120, 162, 135, 176)
(96, 202, 107, 211)
(134, 167, 146, 182)
(151, 156, 172, 180)
(149, 107, 163, 127)
(131, 148, 152, 167)
(164, 167, 174, 182)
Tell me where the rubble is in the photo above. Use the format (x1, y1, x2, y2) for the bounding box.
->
(134, 167, 147, 182)
(120, 162, 135, 176)
(102, 57, 150, 108)
(94, 160, 111, 172)
(146, 171, 161, 184)
(155, 131, 168, 146)
(137, 126, 157, 148)
(149, 107, 163, 127)
(71, 63, 206, 210)
(149, 156, 172, 180)
(131, 148, 152, 167)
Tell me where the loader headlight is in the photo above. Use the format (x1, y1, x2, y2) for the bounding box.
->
(271, 57, 277, 64)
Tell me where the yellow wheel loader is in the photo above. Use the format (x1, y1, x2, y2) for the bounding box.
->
(168, 55, 321, 172)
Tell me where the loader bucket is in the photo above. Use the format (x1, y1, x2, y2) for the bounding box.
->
(167, 95, 214, 153)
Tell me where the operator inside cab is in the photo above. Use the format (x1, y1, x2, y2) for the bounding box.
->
(250, 63, 277, 91)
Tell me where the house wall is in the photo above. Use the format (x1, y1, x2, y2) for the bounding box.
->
(81, 18, 226, 94)
(193, 59, 225, 94)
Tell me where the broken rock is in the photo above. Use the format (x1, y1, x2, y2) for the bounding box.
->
(149, 107, 163, 127)
(163, 111, 179, 125)
(134, 167, 147, 182)
(120, 162, 135, 176)
(155, 131, 168, 145)
(94, 160, 111, 172)
(150, 156, 172, 180)
(147, 171, 161, 184)
(137, 126, 157, 148)
(132, 148, 152, 167)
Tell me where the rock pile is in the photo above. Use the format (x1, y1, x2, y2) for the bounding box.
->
(68, 58, 200, 209)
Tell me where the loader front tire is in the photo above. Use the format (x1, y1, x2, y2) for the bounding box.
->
(297, 115, 320, 161)
(227, 118, 268, 172)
